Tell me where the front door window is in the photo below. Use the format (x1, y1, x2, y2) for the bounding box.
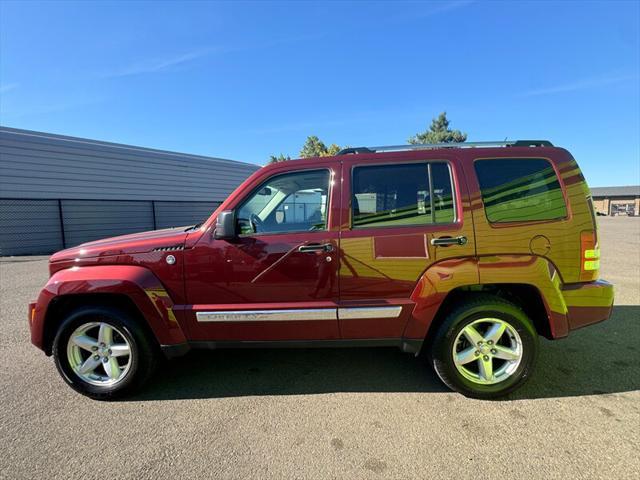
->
(237, 169, 330, 235)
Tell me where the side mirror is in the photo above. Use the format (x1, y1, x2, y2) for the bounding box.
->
(214, 210, 237, 240)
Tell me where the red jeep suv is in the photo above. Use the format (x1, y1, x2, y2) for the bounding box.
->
(28, 140, 614, 399)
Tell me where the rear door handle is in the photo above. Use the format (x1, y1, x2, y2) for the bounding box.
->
(430, 236, 468, 247)
(298, 243, 335, 253)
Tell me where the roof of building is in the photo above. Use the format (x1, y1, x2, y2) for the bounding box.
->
(0, 126, 259, 202)
(591, 185, 640, 198)
(0, 126, 252, 166)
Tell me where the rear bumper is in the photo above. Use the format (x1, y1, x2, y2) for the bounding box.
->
(561, 279, 614, 331)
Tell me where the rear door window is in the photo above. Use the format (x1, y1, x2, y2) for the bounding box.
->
(351, 161, 455, 228)
(474, 158, 567, 223)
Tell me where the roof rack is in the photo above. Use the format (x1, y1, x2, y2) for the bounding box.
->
(336, 140, 553, 155)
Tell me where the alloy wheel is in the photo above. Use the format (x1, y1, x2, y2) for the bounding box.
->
(452, 318, 523, 385)
(66, 322, 133, 386)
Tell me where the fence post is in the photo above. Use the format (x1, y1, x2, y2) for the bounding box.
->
(58, 199, 66, 248)
(151, 200, 157, 230)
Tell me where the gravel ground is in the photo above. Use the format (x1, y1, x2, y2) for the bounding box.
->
(1, 216, 638, 479)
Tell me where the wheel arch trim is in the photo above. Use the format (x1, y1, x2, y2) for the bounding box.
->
(404, 255, 569, 343)
(31, 265, 187, 354)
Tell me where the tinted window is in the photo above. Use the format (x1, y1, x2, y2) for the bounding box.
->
(351, 162, 455, 228)
(237, 169, 330, 235)
(474, 158, 567, 223)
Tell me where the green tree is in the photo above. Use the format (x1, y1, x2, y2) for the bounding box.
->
(408, 112, 467, 145)
(267, 135, 345, 164)
(324, 143, 342, 156)
(300, 136, 327, 158)
(299, 136, 345, 157)
(268, 154, 291, 164)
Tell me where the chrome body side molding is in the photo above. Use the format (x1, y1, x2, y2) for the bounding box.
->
(196, 309, 337, 323)
(337, 306, 403, 319)
(196, 306, 403, 323)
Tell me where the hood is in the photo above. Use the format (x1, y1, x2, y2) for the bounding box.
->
(50, 226, 193, 262)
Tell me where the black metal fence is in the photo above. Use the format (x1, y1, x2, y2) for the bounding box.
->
(0, 198, 220, 256)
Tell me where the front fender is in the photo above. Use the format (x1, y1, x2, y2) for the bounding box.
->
(30, 265, 187, 351)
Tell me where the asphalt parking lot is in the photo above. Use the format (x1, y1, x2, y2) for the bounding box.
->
(1, 216, 638, 479)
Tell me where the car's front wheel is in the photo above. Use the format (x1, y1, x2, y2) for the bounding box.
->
(52, 306, 157, 400)
(430, 295, 539, 399)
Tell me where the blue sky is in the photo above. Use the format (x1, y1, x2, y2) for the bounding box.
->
(1, 0, 638, 186)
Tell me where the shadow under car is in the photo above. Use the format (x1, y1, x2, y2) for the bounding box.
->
(130, 305, 640, 401)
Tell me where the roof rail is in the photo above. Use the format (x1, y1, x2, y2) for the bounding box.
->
(337, 147, 375, 155)
(512, 140, 554, 147)
(336, 139, 553, 155)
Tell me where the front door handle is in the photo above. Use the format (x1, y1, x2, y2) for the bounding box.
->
(298, 243, 335, 253)
(430, 236, 468, 247)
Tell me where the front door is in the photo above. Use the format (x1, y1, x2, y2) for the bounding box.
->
(182, 165, 341, 341)
(338, 154, 476, 339)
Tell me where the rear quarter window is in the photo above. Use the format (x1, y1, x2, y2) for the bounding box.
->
(474, 158, 567, 223)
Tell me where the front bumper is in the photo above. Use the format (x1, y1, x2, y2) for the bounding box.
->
(561, 279, 614, 331)
(28, 302, 42, 349)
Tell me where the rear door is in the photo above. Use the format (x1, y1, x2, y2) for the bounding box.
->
(338, 153, 476, 339)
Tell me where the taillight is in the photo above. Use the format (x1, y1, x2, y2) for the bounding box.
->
(580, 230, 600, 281)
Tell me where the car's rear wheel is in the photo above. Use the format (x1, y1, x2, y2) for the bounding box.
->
(52, 306, 157, 400)
(430, 295, 539, 399)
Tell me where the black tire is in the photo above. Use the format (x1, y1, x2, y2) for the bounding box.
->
(52, 306, 157, 400)
(429, 294, 539, 399)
